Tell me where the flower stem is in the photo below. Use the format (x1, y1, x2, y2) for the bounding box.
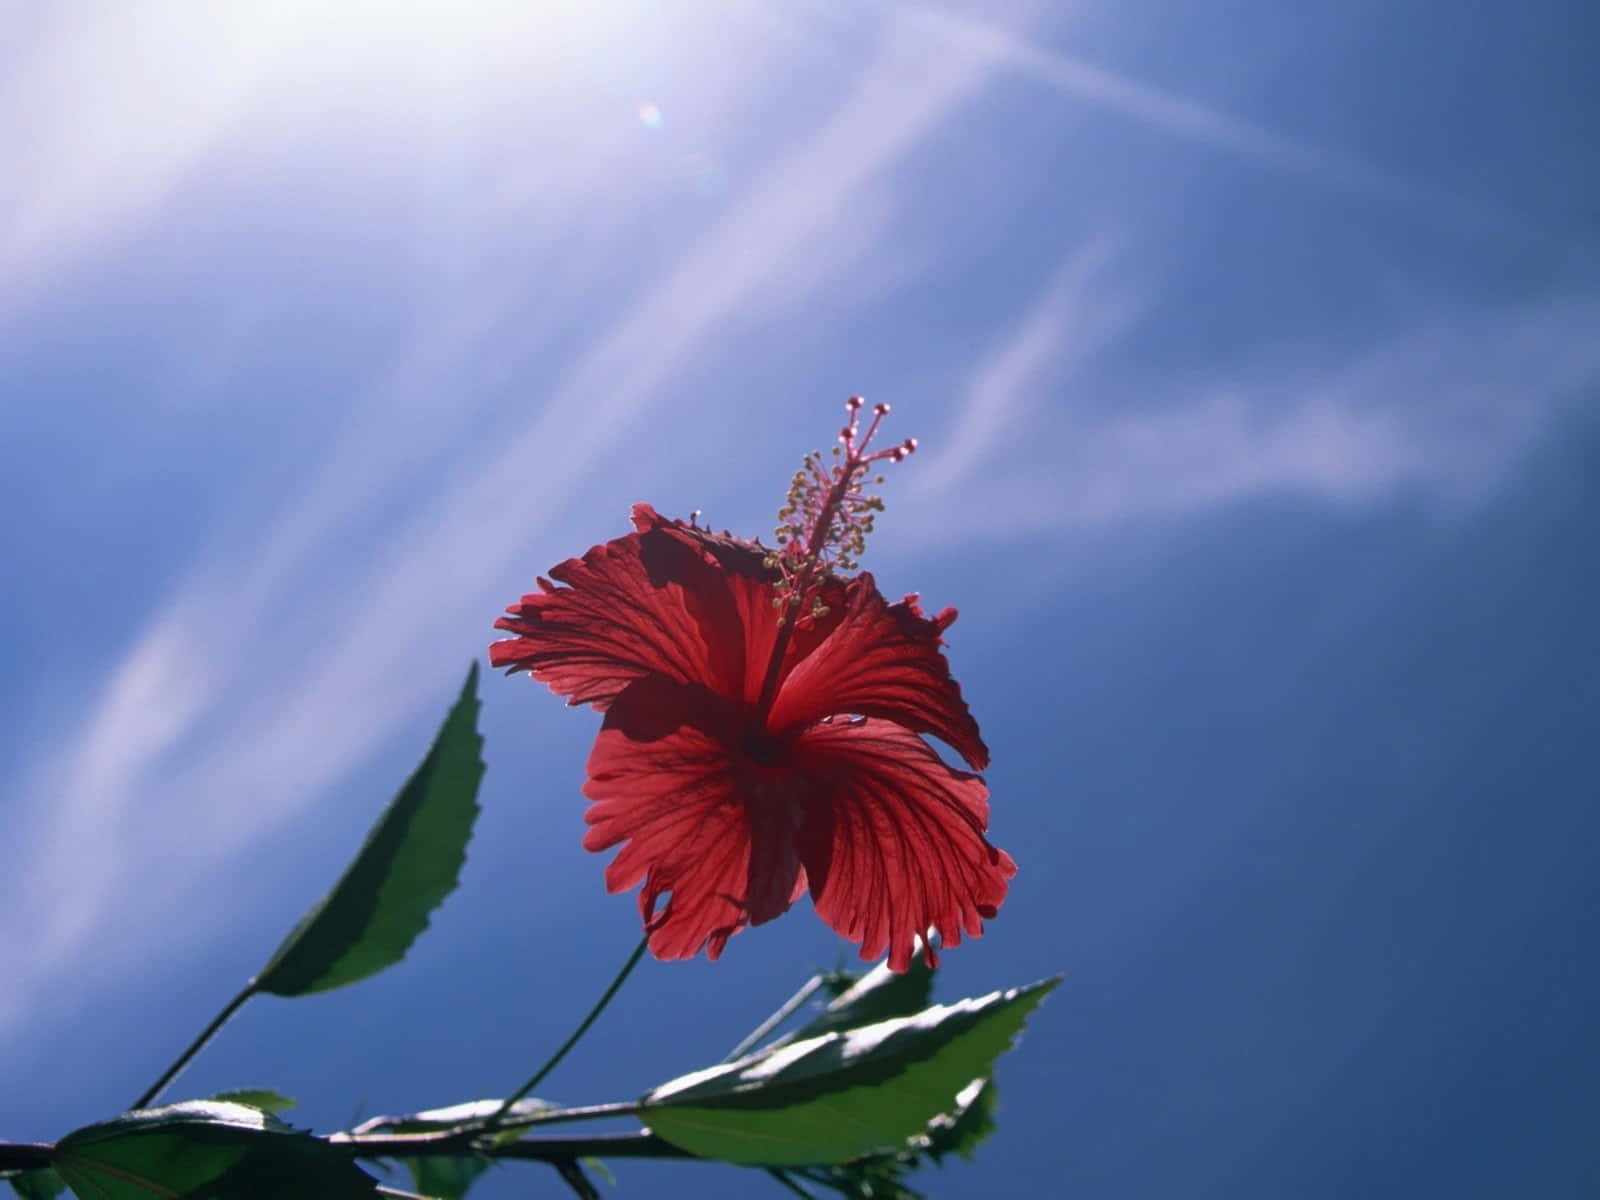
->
(132, 981, 257, 1109)
(723, 973, 824, 1062)
(487, 936, 650, 1126)
(766, 1168, 818, 1198)
(553, 1159, 601, 1199)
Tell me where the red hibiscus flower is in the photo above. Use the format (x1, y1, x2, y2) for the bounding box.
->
(489, 400, 1014, 971)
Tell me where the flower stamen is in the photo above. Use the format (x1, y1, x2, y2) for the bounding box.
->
(755, 397, 915, 720)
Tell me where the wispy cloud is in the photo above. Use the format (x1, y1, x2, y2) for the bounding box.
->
(0, 5, 282, 294)
(10, 0, 1589, 1055)
(0, 6, 1032, 1040)
(912, 234, 1139, 495)
(905, 274, 1600, 548)
(0, 2, 678, 315)
(901, 4, 1577, 254)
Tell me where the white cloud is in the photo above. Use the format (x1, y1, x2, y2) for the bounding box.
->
(912, 233, 1139, 495)
(0, 4, 1036, 1041)
(904, 277, 1600, 547)
(901, 4, 1573, 253)
(0, 1, 709, 314)
(0, 5, 284, 293)
(10, 0, 1588, 1059)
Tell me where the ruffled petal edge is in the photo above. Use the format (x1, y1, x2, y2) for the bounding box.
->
(490, 503, 778, 709)
(768, 573, 989, 769)
(790, 718, 1013, 972)
(581, 674, 807, 961)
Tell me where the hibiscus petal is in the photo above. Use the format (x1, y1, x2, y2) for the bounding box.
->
(582, 675, 806, 960)
(490, 503, 780, 708)
(768, 574, 989, 769)
(790, 719, 1014, 973)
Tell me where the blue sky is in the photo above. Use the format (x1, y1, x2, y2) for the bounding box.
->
(2, 2, 1596, 1197)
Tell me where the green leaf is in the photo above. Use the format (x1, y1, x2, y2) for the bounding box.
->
(781, 958, 936, 1047)
(921, 1076, 997, 1163)
(802, 1076, 1000, 1199)
(641, 977, 1058, 1166)
(726, 955, 935, 1064)
(55, 1101, 376, 1198)
(801, 1161, 927, 1200)
(405, 1154, 490, 1200)
(206, 1089, 298, 1115)
(255, 664, 485, 996)
(7, 1169, 65, 1200)
(350, 1099, 553, 1200)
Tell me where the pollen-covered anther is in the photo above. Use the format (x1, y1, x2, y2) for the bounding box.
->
(769, 396, 919, 614)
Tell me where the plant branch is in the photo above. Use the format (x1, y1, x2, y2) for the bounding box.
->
(766, 1167, 818, 1197)
(487, 936, 649, 1126)
(131, 981, 257, 1109)
(725, 973, 824, 1062)
(0, 1143, 55, 1172)
(486, 1132, 692, 1161)
(330, 1101, 649, 1159)
(332, 1129, 689, 1163)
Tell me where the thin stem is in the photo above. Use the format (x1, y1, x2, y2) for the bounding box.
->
(752, 567, 810, 722)
(752, 518, 838, 723)
(766, 1168, 817, 1198)
(723, 974, 824, 1062)
(487, 937, 650, 1126)
(553, 1159, 601, 1200)
(800, 1166, 866, 1195)
(753, 469, 855, 723)
(132, 982, 257, 1109)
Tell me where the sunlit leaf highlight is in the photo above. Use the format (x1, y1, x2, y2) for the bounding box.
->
(642, 977, 1057, 1165)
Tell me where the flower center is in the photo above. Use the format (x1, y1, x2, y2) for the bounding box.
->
(741, 729, 787, 766)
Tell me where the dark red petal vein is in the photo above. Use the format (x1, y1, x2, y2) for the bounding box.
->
(768, 574, 989, 769)
(630, 505, 791, 706)
(582, 675, 806, 961)
(790, 720, 1013, 973)
(490, 504, 777, 708)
